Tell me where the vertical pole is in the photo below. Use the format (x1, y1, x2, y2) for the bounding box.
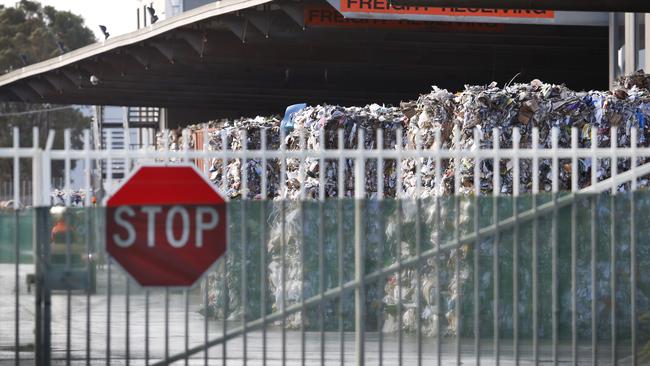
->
(34, 207, 41, 366)
(43, 131, 54, 207)
(91, 107, 103, 203)
(591, 127, 599, 366)
(184, 289, 189, 366)
(646, 14, 650, 72)
(571, 128, 579, 366)
(12, 128, 20, 366)
(319, 130, 326, 366)
(261, 128, 268, 366)
(84, 129, 92, 366)
(241, 130, 248, 366)
(203, 126, 210, 366)
(396, 128, 404, 366)
(41, 130, 53, 366)
(279, 127, 286, 366)
(337, 128, 345, 366)
(492, 129, 501, 366)
(512, 128, 520, 366)
(222, 130, 229, 366)
(354, 129, 365, 366)
(123, 107, 132, 174)
(433, 129, 441, 366)
(610, 128, 618, 366)
(532, 127, 540, 366)
(472, 128, 481, 366)
(32, 127, 43, 207)
(32, 127, 42, 366)
(145, 289, 150, 366)
(64, 131, 72, 366)
(41, 207, 51, 366)
(106, 130, 113, 366)
(609, 13, 618, 88)
(202, 281, 208, 365)
(126, 279, 131, 366)
(414, 129, 423, 366)
(630, 128, 638, 366)
(551, 128, 559, 366)
(625, 12, 637, 75)
(106, 258, 112, 366)
(221, 131, 229, 366)
(298, 130, 306, 366)
(630, 190, 637, 366)
(165, 288, 170, 362)
(452, 126, 461, 366)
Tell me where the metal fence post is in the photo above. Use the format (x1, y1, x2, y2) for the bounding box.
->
(32, 140, 43, 366)
(33, 208, 42, 366)
(355, 130, 365, 366)
(32, 128, 54, 366)
(33, 206, 51, 366)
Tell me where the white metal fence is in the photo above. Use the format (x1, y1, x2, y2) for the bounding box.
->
(0, 125, 648, 365)
(3, 125, 650, 206)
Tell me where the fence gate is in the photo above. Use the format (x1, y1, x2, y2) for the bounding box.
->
(1, 126, 649, 365)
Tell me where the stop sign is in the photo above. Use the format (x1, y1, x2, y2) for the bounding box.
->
(106, 165, 227, 287)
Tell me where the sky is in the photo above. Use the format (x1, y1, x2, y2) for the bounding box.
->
(0, 0, 140, 40)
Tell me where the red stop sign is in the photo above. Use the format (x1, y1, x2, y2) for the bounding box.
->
(106, 165, 227, 287)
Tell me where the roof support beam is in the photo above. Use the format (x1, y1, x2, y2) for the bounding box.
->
(61, 69, 85, 89)
(278, 3, 305, 30)
(8, 86, 33, 102)
(43, 74, 73, 94)
(176, 30, 207, 58)
(14, 83, 43, 100)
(125, 47, 154, 70)
(151, 41, 176, 64)
(215, 15, 264, 43)
(216, 15, 246, 42)
(25, 80, 49, 98)
(244, 9, 271, 38)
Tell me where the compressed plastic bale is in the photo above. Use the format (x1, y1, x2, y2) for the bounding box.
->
(164, 78, 650, 341)
(265, 105, 406, 330)
(383, 80, 650, 337)
(176, 106, 404, 327)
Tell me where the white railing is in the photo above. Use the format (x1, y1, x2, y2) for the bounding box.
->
(0, 125, 648, 209)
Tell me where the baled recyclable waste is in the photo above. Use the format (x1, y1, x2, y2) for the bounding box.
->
(160, 78, 650, 341)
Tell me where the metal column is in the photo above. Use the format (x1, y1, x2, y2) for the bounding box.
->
(609, 13, 618, 87)
(646, 13, 650, 71)
(625, 12, 637, 75)
(34, 207, 51, 366)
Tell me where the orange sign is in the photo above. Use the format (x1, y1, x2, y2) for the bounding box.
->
(305, 5, 506, 31)
(340, 0, 555, 18)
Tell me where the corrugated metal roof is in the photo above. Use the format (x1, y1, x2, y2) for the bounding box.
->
(0, 0, 271, 89)
(0, 0, 609, 117)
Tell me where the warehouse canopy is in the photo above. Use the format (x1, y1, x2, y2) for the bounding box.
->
(0, 0, 608, 117)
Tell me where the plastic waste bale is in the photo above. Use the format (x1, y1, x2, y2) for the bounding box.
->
(164, 78, 650, 341)
(409, 80, 650, 338)
(180, 106, 406, 328)
(266, 104, 405, 330)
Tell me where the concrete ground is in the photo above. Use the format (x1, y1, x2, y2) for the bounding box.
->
(0, 264, 634, 365)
